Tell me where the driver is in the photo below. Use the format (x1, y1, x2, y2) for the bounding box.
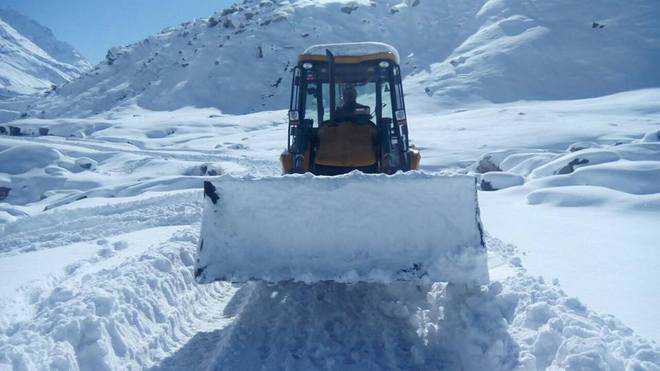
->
(335, 84, 370, 122)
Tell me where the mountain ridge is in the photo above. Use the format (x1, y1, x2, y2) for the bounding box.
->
(12, 0, 660, 117)
(0, 8, 90, 98)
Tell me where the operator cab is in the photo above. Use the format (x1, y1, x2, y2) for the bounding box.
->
(281, 42, 420, 175)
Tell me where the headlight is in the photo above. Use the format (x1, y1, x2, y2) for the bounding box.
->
(289, 110, 299, 121)
(379, 61, 390, 69)
(302, 62, 313, 69)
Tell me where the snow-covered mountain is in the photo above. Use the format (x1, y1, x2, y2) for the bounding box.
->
(27, 0, 660, 117)
(0, 9, 90, 98)
(0, 9, 90, 71)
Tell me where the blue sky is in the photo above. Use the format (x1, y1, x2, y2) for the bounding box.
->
(2, 0, 234, 64)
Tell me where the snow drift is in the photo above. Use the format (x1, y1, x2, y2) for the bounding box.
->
(196, 172, 488, 285)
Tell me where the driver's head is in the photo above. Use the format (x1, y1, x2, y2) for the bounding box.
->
(341, 84, 357, 105)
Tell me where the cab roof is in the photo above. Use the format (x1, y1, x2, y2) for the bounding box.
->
(299, 42, 400, 65)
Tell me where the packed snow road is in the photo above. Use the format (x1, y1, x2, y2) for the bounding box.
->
(0, 90, 659, 370)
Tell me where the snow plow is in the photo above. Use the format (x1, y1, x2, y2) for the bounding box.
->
(195, 43, 488, 285)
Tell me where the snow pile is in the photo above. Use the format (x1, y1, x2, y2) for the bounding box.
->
(488, 237, 659, 370)
(0, 143, 106, 206)
(470, 132, 659, 197)
(513, 137, 660, 208)
(527, 160, 660, 206)
(16, 0, 660, 117)
(528, 149, 621, 179)
(470, 129, 660, 211)
(0, 9, 89, 98)
(197, 172, 488, 284)
(0, 144, 62, 174)
(0, 227, 233, 370)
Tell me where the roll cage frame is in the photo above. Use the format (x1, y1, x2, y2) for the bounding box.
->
(287, 50, 411, 174)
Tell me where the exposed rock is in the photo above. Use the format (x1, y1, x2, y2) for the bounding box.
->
(480, 172, 524, 191)
(341, 4, 359, 14)
(476, 154, 501, 173)
(9, 126, 21, 136)
(75, 157, 98, 171)
(222, 18, 235, 29)
(556, 158, 589, 175)
(271, 13, 288, 23)
(207, 17, 220, 27)
(567, 141, 600, 152)
(105, 50, 117, 65)
(190, 163, 224, 176)
(0, 187, 9, 201)
(220, 5, 240, 17)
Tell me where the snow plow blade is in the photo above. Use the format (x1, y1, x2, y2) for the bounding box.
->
(195, 172, 488, 285)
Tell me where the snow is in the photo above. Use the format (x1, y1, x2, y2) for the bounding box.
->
(0, 91, 656, 369)
(173, 280, 519, 370)
(1, 226, 233, 370)
(409, 89, 660, 169)
(528, 148, 621, 179)
(0, 144, 62, 174)
(482, 193, 660, 344)
(642, 130, 660, 143)
(198, 172, 488, 284)
(0, 1, 658, 369)
(302, 42, 400, 63)
(479, 135, 660, 341)
(530, 160, 660, 198)
(0, 225, 181, 326)
(407, 0, 660, 106)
